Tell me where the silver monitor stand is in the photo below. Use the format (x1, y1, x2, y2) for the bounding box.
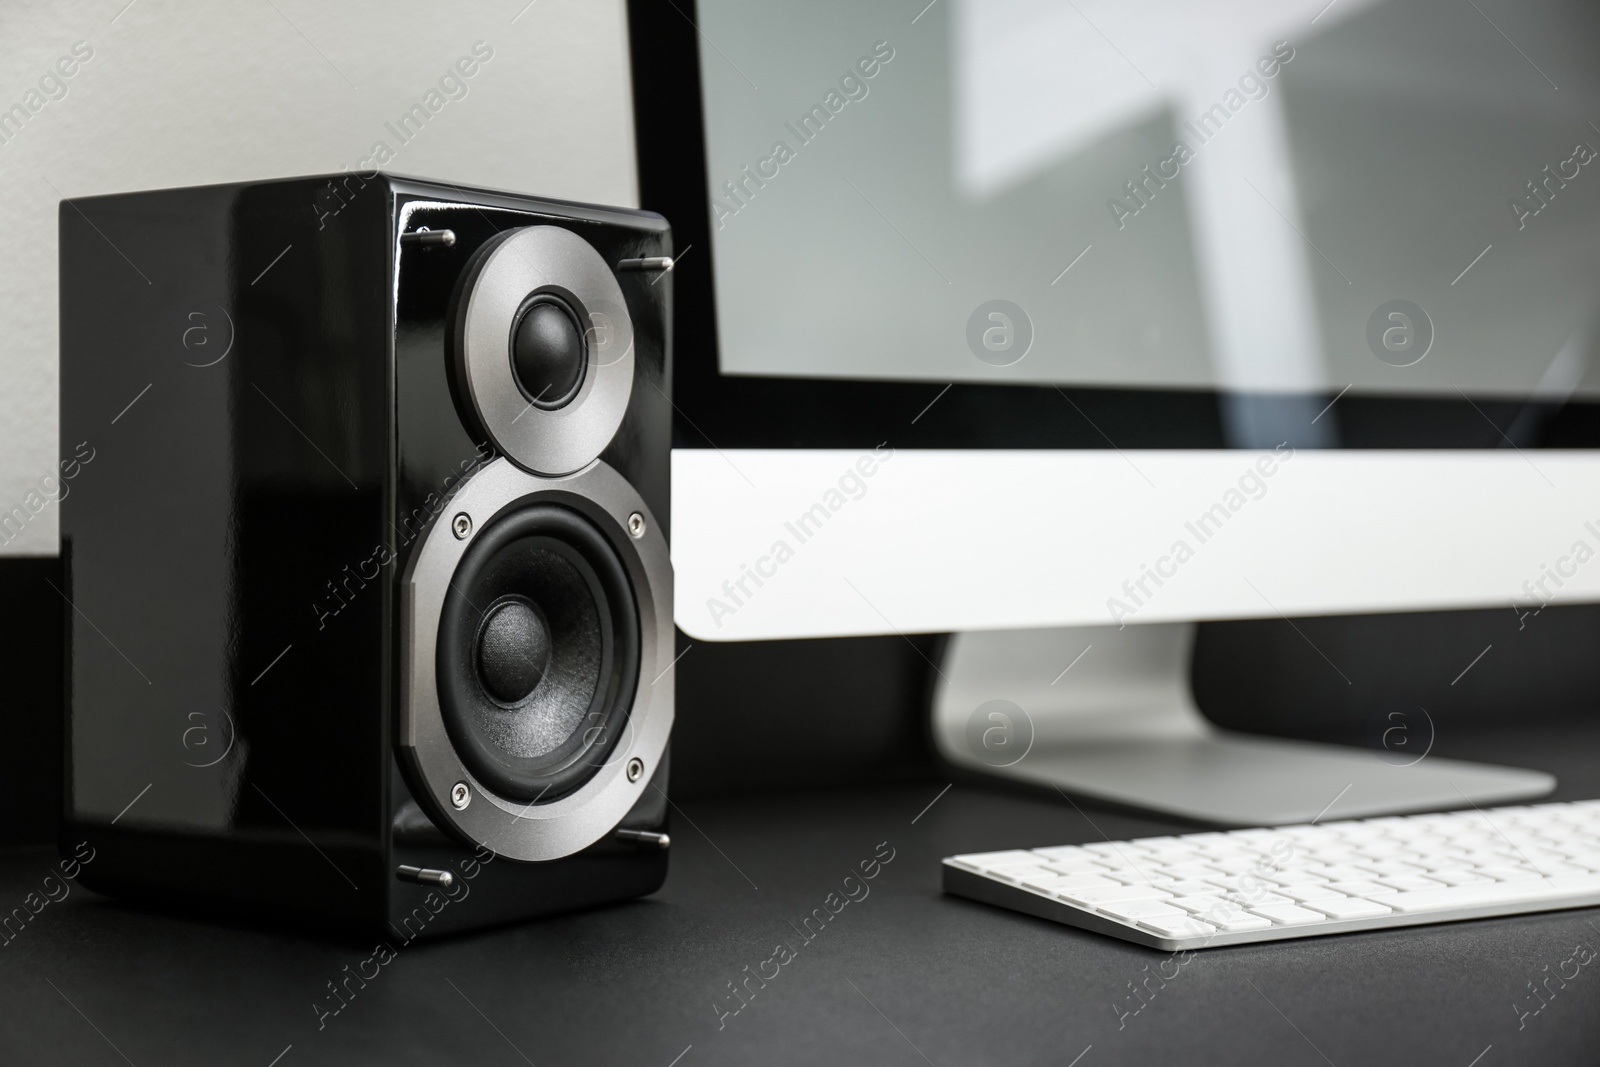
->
(930, 624, 1555, 826)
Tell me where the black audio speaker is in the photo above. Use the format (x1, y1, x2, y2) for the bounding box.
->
(59, 175, 674, 939)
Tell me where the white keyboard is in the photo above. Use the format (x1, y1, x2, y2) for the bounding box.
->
(943, 799, 1600, 951)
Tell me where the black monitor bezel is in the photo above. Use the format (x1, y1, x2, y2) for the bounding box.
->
(625, 0, 1600, 451)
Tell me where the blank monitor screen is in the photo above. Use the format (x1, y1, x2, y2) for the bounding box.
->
(696, 0, 1600, 401)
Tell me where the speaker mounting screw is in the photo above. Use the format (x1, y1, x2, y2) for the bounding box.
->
(626, 757, 644, 782)
(452, 513, 472, 540)
(450, 782, 471, 809)
(627, 512, 646, 539)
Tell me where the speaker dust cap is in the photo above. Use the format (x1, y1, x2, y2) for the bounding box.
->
(454, 226, 634, 476)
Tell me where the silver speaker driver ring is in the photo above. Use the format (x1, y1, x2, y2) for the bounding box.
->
(400, 457, 672, 862)
(455, 226, 635, 476)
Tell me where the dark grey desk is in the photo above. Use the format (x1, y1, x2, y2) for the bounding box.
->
(4, 724, 1598, 1066)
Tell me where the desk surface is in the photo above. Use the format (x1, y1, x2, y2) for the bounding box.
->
(5, 724, 1599, 1066)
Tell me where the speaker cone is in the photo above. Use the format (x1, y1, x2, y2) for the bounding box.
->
(436, 503, 640, 801)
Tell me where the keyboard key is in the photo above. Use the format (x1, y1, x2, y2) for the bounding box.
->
(1304, 846, 1367, 862)
(1530, 863, 1596, 878)
(953, 850, 1037, 867)
(1523, 847, 1580, 864)
(1425, 869, 1496, 887)
(1199, 844, 1263, 861)
(1154, 862, 1226, 879)
(1152, 880, 1226, 897)
(1021, 873, 1117, 893)
(1455, 849, 1515, 866)
(1348, 838, 1407, 856)
(1249, 903, 1327, 926)
(1204, 873, 1255, 891)
(1056, 884, 1173, 906)
(1041, 855, 1116, 873)
(1363, 859, 1430, 876)
(1264, 870, 1330, 887)
(1280, 884, 1346, 903)
(983, 864, 1060, 884)
(1137, 914, 1219, 939)
(1205, 910, 1275, 933)
(949, 851, 1038, 873)
(1475, 866, 1545, 883)
(1327, 879, 1396, 897)
(1385, 875, 1600, 914)
(1305, 897, 1393, 920)
(1374, 874, 1446, 892)
(1406, 849, 1469, 870)
(1031, 845, 1093, 860)
(1098, 899, 1188, 922)
(1383, 886, 1508, 913)
(1172, 897, 1274, 931)
(1169, 895, 1230, 915)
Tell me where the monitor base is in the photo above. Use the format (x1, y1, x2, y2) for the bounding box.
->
(930, 624, 1555, 827)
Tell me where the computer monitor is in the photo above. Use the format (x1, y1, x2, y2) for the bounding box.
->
(629, 0, 1600, 823)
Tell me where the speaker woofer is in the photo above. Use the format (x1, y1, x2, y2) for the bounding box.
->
(437, 504, 640, 802)
(402, 456, 672, 863)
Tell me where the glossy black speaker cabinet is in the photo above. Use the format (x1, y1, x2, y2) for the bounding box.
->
(59, 174, 674, 938)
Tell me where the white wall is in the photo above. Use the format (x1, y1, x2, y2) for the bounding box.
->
(0, 0, 637, 555)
